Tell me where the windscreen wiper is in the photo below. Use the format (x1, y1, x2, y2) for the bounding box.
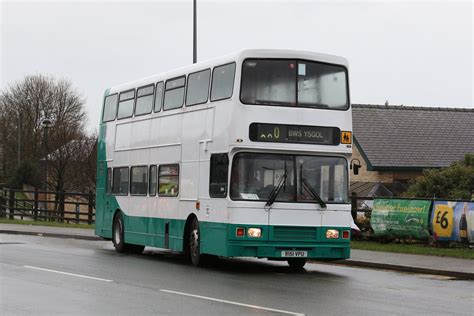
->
(299, 103, 330, 109)
(265, 174, 287, 209)
(302, 178, 327, 208)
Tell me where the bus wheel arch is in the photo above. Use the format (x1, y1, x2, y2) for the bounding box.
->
(112, 209, 145, 254)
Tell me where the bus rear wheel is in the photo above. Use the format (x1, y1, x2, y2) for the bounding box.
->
(188, 218, 201, 266)
(287, 258, 307, 270)
(113, 212, 127, 253)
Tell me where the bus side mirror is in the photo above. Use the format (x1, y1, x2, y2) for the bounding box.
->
(350, 159, 361, 175)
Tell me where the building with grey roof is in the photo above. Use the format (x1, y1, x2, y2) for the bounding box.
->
(350, 104, 474, 196)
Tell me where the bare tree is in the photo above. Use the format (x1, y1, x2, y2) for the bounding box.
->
(0, 74, 94, 192)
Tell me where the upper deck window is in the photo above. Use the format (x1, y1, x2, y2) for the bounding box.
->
(102, 94, 118, 122)
(211, 63, 236, 101)
(154, 81, 164, 112)
(164, 76, 186, 110)
(135, 85, 154, 116)
(117, 89, 135, 119)
(186, 69, 211, 106)
(240, 59, 348, 110)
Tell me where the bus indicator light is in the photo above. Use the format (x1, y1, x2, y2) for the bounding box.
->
(236, 227, 245, 237)
(342, 230, 350, 239)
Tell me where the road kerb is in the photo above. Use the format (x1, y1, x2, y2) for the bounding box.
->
(0, 229, 101, 241)
(321, 259, 474, 280)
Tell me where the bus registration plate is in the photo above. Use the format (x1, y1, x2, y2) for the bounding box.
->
(281, 250, 307, 257)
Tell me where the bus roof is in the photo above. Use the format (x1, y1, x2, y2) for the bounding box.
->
(107, 49, 349, 94)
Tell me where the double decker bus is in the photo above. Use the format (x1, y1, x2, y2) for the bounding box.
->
(95, 49, 353, 269)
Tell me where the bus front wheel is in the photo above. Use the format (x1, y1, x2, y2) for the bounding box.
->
(287, 258, 307, 270)
(188, 218, 201, 266)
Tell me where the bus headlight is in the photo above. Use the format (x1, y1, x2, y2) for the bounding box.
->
(326, 229, 339, 239)
(247, 228, 262, 238)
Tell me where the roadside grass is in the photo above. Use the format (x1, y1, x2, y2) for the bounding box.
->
(0, 218, 94, 229)
(352, 240, 474, 260)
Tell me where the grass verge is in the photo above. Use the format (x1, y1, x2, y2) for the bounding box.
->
(0, 218, 94, 229)
(352, 240, 474, 260)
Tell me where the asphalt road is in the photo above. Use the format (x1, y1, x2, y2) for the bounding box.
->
(0, 234, 472, 315)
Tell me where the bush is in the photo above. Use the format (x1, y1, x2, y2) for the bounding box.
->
(8, 161, 41, 189)
(405, 154, 474, 200)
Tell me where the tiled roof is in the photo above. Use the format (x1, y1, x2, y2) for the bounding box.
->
(352, 104, 474, 169)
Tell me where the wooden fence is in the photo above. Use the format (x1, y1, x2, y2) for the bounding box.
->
(0, 188, 95, 224)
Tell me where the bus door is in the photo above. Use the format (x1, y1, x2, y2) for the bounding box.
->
(103, 166, 114, 233)
(95, 162, 111, 235)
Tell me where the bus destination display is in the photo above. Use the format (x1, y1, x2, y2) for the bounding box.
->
(249, 123, 340, 145)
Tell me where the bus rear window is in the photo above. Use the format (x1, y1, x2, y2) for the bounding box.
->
(102, 94, 118, 122)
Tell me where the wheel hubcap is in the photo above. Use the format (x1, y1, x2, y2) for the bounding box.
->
(115, 220, 122, 244)
(190, 229, 199, 258)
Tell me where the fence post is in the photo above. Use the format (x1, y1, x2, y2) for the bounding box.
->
(9, 189, 15, 220)
(34, 188, 39, 221)
(88, 191, 94, 225)
(75, 203, 80, 223)
(0, 189, 5, 218)
(351, 192, 358, 223)
(59, 192, 65, 223)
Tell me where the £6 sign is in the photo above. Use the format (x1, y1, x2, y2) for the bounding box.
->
(432, 204, 454, 238)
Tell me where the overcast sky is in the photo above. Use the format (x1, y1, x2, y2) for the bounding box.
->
(1, 0, 472, 133)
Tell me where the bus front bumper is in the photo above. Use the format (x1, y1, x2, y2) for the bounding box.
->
(226, 241, 350, 260)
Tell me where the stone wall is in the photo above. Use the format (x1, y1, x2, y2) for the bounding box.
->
(351, 144, 422, 183)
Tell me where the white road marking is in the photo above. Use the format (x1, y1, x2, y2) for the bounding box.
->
(24, 265, 113, 282)
(160, 289, 305, 316)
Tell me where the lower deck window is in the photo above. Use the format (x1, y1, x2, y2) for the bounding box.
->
(112, 167, 129, 195)
(149, 165, 157, 196)
(209, 153, 229, 198)
(130, 166, 148, 195)
(158, 164, 179, 196)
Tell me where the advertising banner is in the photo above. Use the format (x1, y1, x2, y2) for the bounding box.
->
(371, 198, 431, 238)
(431, 201, 474, 242)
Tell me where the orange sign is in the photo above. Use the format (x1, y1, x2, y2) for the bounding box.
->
(341, 131, 352, 144)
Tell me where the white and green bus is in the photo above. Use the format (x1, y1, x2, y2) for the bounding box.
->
(95, 49, 353, 269)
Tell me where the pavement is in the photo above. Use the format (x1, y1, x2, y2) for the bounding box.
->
(1, 223, 473, 280)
